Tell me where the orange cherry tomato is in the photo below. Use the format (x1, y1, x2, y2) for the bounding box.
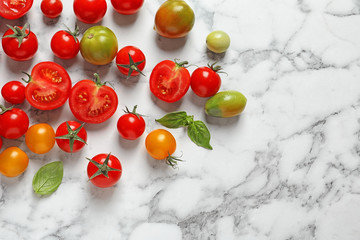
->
(145, 129, 176, 160)
(0, 147, 29, 177)
(25, 123, 55, 154)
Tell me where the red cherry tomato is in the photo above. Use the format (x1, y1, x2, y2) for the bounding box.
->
(115, 46, 146, 78)
(0, 0, 33, 20)
(73, 0, 107, 24)
(69, 73, 118, 124)
(0, 106, 29, 139)
(117, 106, 145, 140)
(190, 64, 222, 97)
(2, 24, 38, 61)
(87, 153, 122, 188)
(55, 121, 87, 153)
(111, 0, 144, 15)
(24, 61, 72, 110)
(51, 26, 80, 59)
(149, 60, 191, 103)
(41, 0, 63, 18)
(1, 81, 26, 104)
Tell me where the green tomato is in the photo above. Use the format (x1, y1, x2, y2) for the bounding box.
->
(80, 26, 118, 65)
(206, 30, 230, 53)
(205, 90, 247, 118)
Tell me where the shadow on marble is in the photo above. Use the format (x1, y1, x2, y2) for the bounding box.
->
(117, 135, 142, 151)
(155, 35, 187, 51)
(111, 10, 139, 27)
(42, 15, 60, 26)
(5, 57, 34, 74)
(204, 113, 241, 127)
(149, 92, 184, 112)
(206, 48, 226, 61)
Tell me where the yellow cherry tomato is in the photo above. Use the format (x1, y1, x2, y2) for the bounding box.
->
(0, 147, 29, 177)
(25, 123, 55, 154)
(145, 129, 176, 160)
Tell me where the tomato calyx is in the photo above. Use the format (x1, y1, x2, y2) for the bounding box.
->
(208, 62, 223, 72)
(55, 122, 87, 153)
(2, 23, 31, 48)
(123, 105, 143, 119)
(87, 153, 122, 179)
(174, 59, 189, 68)
(21, 71, 32, 83)
(65, 24, 80, 43)
(165, 152, 183, 168)
(0, 105, 13, 115)
(117, 53, 145, 78)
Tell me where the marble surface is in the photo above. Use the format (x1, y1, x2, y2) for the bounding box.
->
(1, 0, 360, 239)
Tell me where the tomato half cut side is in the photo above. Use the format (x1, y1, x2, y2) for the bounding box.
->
(25, 61, 72, 110)
(69, 75, 118, 124)
(0, 0, 34, 20)
(149, 60, 191, 103)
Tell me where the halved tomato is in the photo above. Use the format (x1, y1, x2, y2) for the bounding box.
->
(69, 73, 118, 124)
(149, 59, 191, 103)
(24, 61, 72, 110)
(0, 0, 34, 20)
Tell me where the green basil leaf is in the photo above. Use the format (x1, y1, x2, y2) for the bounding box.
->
(156, 111, 190, 128)
(187, 120, 213, 150)
(32, 161, 64, 196)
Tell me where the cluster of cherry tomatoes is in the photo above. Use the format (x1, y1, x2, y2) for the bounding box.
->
(0, 0, 231, 190)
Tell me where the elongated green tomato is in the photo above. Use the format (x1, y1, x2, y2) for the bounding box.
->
(80, 26, 118, 65)
(206, 30, 230, 53)
(205, 90, 247, 118)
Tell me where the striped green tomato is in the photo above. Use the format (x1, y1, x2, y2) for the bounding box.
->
(205, 90, 247, 118)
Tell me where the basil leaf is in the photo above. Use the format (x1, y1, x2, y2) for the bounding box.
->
(32, 161, 64, 196)
(156, 111, 190, 128)
(187, 120, 213, 150)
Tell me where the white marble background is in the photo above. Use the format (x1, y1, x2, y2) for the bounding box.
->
(1, 0, 360, 239)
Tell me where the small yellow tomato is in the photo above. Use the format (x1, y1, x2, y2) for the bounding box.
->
(0, 147, 29, 177)
(25, 123, 55, 154)
(206, 30, 231, 53)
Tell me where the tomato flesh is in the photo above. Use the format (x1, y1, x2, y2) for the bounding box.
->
(69, 79, 118, 124)
(25, 62, 72, 110)
(149, 60, 190, 103)
(0, 0, 34, 19)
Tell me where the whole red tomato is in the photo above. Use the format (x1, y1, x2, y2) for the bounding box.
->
(87, 153, 122, 188)
(149, 59, 191, 103)
(69, 73, 118, 124)
(117, 106, 145, 140)
(190, 63, 222, 97)
(51, 26, 80, 59)
(2, 23, 38, 61)
(0, 106, 29, 139)
(111, 0, 144, 15)
(1, 81, 26, 104)
(73, 0, 107, 24)
(23, 61, 72, 110)
(154, 0, 195, 38)
(41, 0, 63, 18)
(0, 0, 33, 19)
(55, 121, 87, 153)
(116, 46, 146, 78)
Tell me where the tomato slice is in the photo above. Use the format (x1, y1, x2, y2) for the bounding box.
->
(25, 61, 72, 110)
(69, 74, 118, 124)
(149, 60, 191, 103)
(0, 0, 33, 19)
